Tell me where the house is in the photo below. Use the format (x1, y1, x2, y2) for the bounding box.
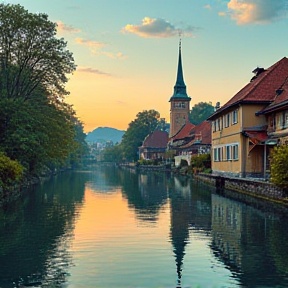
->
(168, 121, 212, 167)
(256, 78, 288, 145)
(138, 130, 169, 160)
(169, 121, 211, 156)
(208, 57, 288, 178)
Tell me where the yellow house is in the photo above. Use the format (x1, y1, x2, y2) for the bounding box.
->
(208, 57, 288, 178)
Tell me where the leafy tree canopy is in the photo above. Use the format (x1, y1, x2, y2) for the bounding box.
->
(121, 110, 161, 161)
(189, 102, 214, 125)
(0, 3, 76, 101)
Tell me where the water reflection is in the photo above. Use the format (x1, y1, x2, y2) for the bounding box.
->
(0, 171, 87, 287)
(3, 166, 288, 287)
(210, 191, 288, 287)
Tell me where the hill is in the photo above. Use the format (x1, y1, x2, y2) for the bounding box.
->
(86, 127, 125, 143)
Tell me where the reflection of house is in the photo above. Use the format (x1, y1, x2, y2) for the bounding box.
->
(211, 194, 243, 270)
(138, 130, 168, 160)
(208, 57, 288, 178)
(168, 121, 211, 156)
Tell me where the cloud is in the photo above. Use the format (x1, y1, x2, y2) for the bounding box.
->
(56, 21, 81, 34)
(226, 0, 288, 24)
(76, 66, 112, 76)
(103, 52, 127, 60)
(204, 4, 212, 10)
(122, 17, 197, 38)
(75, 37, 105, 53)
(219, 12, 226, 16)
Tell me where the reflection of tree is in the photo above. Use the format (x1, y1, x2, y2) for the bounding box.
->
(85, 165, 122, 193)
(121, 170, 169, 223)
(0, 171, 87, 287)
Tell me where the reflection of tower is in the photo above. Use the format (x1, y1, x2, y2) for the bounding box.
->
(169, 177, 191, 287)
(169, 39, 191, 137)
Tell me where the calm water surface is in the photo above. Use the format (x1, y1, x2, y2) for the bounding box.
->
(1, 165, 288, 288)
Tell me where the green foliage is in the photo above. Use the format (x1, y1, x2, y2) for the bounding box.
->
(138, 158, 160, 166)
(121, 109, 161, 161)
(0, 3, 75, 101)
(0, 152, 23, 192)
(270, 145, 288, 190)
(0, 3, 87, 178)
(189, 102, 214, 125)
(102, 144, 124, 163)
(191, 153, 211, 173)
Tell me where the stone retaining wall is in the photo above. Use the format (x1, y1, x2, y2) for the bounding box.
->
(196, 173, 286, 201)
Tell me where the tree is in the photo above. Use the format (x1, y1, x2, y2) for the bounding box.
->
(0, 3, 76, 101)
(0, 152, 23, 195)
(270, 145, 288, 190)
(189, 102, 214, 125)
(121, 110, 161, 161)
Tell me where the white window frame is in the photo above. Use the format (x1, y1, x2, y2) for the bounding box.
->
(225, 113, 230, 128)
(232, 110, 238, 124)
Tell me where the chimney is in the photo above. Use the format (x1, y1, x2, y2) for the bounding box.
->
(215, 102, 220, 110)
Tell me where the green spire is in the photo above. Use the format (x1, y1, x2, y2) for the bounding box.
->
(169, 39, 191, 101)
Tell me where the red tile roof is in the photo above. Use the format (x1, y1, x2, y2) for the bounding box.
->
(244, 131, 268, 142)
(209, 57, 288, 119)
(190, 120, 211, 144)
(179, 121, 211, 149)
(170, 122, 195, 141)
(259, 78, 288, 114)
(141, 130, 168, 148)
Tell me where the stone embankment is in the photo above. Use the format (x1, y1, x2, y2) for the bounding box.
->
(195, 173, 288, 205)
(119, 163, 288, 205)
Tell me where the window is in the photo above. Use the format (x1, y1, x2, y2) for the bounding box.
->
(277, 113, 283, 129)
(214, 148, 219, 161)
(232, 110, 238, 124)
(285, 112, 288, 128)
(225, 113, 230, 127)
(214, 147, 223, 161)
(213, 121, 216, 132)
(232, 145, 239, 160)
(226, 146, 231, 160)
(217, 118, 221, 131)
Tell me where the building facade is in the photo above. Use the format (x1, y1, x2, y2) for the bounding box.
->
(208, 57, 288, 178)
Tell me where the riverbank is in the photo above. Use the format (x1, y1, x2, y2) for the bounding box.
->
(119, 162, 288, 206)
(0, 167, 71, 207)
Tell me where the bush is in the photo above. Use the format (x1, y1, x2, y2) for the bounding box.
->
(0, 152, 23, 193)
(270, 145, 288, 190)
(191, 153, 211, 173)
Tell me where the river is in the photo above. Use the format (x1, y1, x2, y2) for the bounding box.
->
(1, 165, 288, 288)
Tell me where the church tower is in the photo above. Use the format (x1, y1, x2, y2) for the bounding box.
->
(169, 39, 191, 137)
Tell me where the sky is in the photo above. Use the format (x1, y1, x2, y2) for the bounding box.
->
(4, 0, 288, 132)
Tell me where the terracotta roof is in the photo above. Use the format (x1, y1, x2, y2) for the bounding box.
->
(244, 131, 268, 142)
(140, 130, 168, 148)
(170, 122, 195, 141)
(189, 121, 211, 145)
(177, 121, 211, 149)
(258, 78, 288, 114)
(208, 57, 288, 120)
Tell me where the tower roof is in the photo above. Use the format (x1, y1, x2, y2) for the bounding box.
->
(169, 39, 191, 102)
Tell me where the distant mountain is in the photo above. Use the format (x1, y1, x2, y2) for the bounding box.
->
(86, 127, 125, 143)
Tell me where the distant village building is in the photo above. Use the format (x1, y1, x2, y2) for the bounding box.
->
(208, 57, 288, 178)
(138, 130, 169, 160)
